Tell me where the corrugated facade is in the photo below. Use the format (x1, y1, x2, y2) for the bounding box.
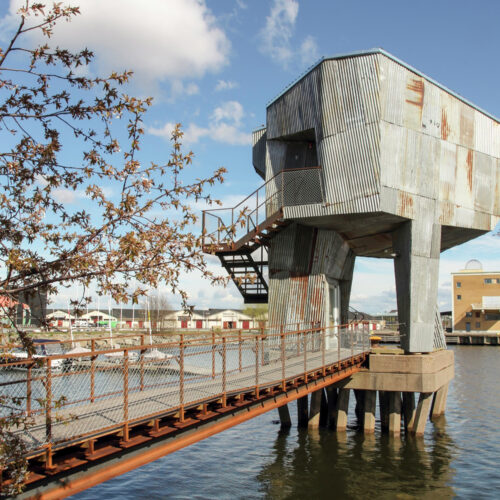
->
(257, 49, 499, 353)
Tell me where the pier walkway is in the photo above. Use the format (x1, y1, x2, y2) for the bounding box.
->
(1, 325, 369, 498)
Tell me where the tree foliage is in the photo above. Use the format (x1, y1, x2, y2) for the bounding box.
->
(0, 1, 227, 329)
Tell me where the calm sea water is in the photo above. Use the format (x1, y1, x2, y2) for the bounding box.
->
(74, 346, 500, 499)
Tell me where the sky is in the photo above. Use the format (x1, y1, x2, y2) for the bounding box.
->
(1, 0, 499, 314)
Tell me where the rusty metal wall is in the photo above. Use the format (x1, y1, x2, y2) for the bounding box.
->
(377, 52, 500, 229)
(268, 224, 355, 330)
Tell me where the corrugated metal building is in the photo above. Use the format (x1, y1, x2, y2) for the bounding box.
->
(253, 49, 499, 353)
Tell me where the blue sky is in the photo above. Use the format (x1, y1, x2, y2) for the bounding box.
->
(1, 0, 499, 313)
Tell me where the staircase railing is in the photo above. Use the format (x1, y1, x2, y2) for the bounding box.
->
(202, 166, 324, 250)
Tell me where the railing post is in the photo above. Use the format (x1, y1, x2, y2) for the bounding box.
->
(140, 334, 145, 391)
(27, 357, 32, 417)
(322, 326, 326, 376)
(303, 329, 308, 383)
(90, 339, 96, 403)
(222, 337, 227, 407)
(338, 327, 341, 365)
(351, 327, 354, 361)
(255, 335, 260, 398)
(260, 328, 265, 366)
(179, 334, 185, 422)
(212, 331, 216, 379)
(281, 327, 286, 391)
(45, 358, 52, 444)
(238, 330, 242, 372)
(123, 349, 129, 442)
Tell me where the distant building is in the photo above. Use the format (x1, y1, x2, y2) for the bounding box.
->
(452, 260, 500, 333)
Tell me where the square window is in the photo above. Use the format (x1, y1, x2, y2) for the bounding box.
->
(457, 295, 461, 300)
(475, 322, 481, 328)
(466, 312, 472, 317)
(456, 282, 461, 288)
(475, 312, 480, 318)
(485, 278, 492, 284)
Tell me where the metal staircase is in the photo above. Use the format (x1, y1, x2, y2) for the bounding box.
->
(202, 167, 323, 303)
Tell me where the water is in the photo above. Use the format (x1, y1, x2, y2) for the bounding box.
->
(74, 346, 500, 499)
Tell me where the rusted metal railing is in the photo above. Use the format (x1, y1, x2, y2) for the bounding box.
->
(201, 166, 324, 250)
(0, 324, 369, 461)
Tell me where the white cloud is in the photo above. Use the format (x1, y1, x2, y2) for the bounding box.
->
(299, 35, 319, 66)
(148, 100, 251, 146)
(259, 0, 318, 69)
(3, 0, 230, 93)
(215, 80, 238, 92)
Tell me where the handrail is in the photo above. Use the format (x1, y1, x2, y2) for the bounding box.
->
(202, 166, 323, 249)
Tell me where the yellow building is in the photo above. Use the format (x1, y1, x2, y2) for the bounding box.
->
(452, 260, 500, 332)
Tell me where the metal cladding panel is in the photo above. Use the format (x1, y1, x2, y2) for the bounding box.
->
(252, 128, 267, 179)
(381, 123, 440, 201)
(319, 121, 381, 206)
(266, 66, 322, 140)
(495, 159, 500, 215)
(474, 151, 495, 214)
(310, 229, 350, 279)
(268, 274, 327, 329)
(266, 140, 287, 180)
(320, 54, 380, 139)
(454, 146, 475, 213)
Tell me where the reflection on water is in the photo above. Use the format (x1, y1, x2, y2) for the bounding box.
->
(74, 346, 500, 499)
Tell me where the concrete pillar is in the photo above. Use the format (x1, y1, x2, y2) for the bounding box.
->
(326, 385, 338, 429)
(319, 388, 328, 427)
(388, 392, 402, 435)
(308, 389, 322, 428)
(354, 389, 365, 427)
(336, 388, 350, 431)
(392, 215, 441, 353)
(379, 391, 389, 431)
(411, 392, 433, 435)
(402, 392, 416, 431)
(363, 390, 377, 434)
(431, 383, 449, 420)
(297, 395, 309, 427)
(278, 404, 292, 429)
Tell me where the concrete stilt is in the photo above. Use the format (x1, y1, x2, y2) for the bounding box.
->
(278, 404, 292, 429)
(319, 388, 328, 427)
(388, 392, 402, 435)
(354, 389, 365, 427)
(379, 391, 389, 431)
(411, 392, 433, 435)
(309, 389, 322, 428)
(336, 388, 350, 431)
(297, 395, 309, 428)
(326, 386, 338, 429)
(402, 392, 416, 431)
(431, 383, 449, 420)
(363, 390, 376, 434)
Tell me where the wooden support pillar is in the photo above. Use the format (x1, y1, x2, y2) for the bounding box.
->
(336, 388, 350, 431)
(297, 395, 309, 428)
(411, 392, 433, 435)
(278, 404, 292, 429)
(309, 389, 322, 428)
(379, 391, 389, 432)
(402, 392, 416, 431)
(326, 386, 338, 429)
(431, 383, 449, 420)
(388, 392, 402, 435)
(363, 390, 376, 434)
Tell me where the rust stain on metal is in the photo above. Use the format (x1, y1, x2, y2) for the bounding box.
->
(406, 78, 425, 109)
(441, 109, 450, 140)
(398, 191, 414, 218)
(466, 149, 473, 192)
